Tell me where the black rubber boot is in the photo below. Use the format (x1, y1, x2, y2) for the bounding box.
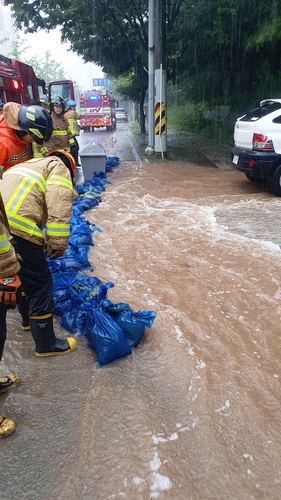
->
(17, 294, 30, 331)
(29, 314, 77, 357)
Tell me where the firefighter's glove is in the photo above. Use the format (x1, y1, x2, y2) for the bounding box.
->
(0, 275, 22, 309)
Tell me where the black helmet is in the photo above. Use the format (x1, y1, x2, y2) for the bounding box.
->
(38, 95, 50, 106)
(50, 95, 65, 115)
(18, 105, 53, 145)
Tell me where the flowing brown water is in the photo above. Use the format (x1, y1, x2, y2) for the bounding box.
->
(1, 158, 281, 500)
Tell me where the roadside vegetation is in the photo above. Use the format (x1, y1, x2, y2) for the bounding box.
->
(167, 102, 235, 146)
(4, 0, 281, 142)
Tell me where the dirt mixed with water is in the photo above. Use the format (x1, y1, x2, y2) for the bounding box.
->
(1, 128, 281, 500)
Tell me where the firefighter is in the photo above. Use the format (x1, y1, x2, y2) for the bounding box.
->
(0, 102, 52, 171)
(38, 95, 50, 112)
(41, 95, 75, 156)
(0, 179, 22, 437)
(64, 99, 81, 166)
(32, 96, 51, 159)
(0, 151, 78, 357)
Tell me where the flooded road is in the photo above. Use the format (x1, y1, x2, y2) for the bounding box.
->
(1, 127, 281, 500)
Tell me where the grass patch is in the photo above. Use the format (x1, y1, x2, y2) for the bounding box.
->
(129, 121, 143, 135)
(168, 102, 235, 146)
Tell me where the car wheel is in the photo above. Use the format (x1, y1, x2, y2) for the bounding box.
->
(269, 165, 281, 196)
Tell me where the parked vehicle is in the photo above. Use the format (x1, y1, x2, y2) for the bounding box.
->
(0, 54, 75, 107)
(79, 89, 116, 131)
(0, 54, 46, 105)
(116, 107, 128, 122)
(48, 80, 75, 107)
(231, 99, 281, 196)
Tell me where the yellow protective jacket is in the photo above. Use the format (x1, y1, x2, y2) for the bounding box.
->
(0, 156, 76, 251)
(42, 113, 75, 155)
(0, 193, 20, 278)
(64, 110, 81, 136)
(32, 142, 44, 159)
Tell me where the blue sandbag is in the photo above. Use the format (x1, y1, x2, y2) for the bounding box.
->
(63, 245, 91, 267)
(60, 299, 94, 336)
(115, 310, 157, 347)
(53, 288, 72, 317)
(89, 309, 132, 366)
(47, 257, 87, 273)
(105, 302, 133, 317)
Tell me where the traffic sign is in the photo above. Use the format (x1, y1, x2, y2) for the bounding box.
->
(92, 78, 109, 87)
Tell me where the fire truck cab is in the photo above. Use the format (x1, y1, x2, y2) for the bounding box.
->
(79, 89, 116, 131)
(0, 54, 46, 105)
(0, 54, 75, 107)
(48, 80, 75, 106)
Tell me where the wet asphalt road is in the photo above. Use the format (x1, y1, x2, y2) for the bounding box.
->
(1, 122, 251, 500)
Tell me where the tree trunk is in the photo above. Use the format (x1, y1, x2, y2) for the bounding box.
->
(139, 89, 146, 134)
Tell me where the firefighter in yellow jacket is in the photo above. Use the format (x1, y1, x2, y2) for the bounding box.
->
(40, 95, 75, 156)
(0, 194, 21, 437)
(0, 185, 22, 437)
(64, 99, 81, 166)
(0, 151, 78, 357)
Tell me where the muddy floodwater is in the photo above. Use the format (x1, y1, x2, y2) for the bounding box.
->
(1, 154, 281, 500)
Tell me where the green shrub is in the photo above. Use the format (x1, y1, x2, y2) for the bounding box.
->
(168, 102, 234, 145)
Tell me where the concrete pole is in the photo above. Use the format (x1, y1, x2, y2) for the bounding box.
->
(145, 0, 155, 156)
(155, 66, 167, 157)
(154, 0, 167, 157)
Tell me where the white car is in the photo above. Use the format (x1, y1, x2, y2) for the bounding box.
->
(231, 99, 281, 196)
(115, 108, 128, 122)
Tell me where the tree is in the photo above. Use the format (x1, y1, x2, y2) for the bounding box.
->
(5, 0, 281, 120)
(4, 0, 184, 133)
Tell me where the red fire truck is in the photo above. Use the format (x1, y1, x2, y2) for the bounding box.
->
(0, 54, 47, 105)
(79, 89, 116, 131)
(0, 54, 75, 106)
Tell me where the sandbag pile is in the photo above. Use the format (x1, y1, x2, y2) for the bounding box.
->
(47, 158, 156, 365)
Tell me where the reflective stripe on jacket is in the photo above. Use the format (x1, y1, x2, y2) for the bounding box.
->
(44, 113, 75, 153)
(64, 110, 80, 136)
(0, 157, 76, 250)
(0, 193, 20, 277)
(0, 116, 30, 171)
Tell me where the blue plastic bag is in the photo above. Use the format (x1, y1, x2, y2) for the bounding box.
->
(61, 299, 94, 336)
(115, 310, 157, 347)
(89, 309, 132, 366)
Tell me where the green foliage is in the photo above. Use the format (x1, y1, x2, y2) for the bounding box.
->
(0, 28, 9, 47)
(110, 73, 143, 103)
(168, 102, 210, 133)
(25, 52, 66, 84)
(168, 102, 235, 146)
(5, 33, 82, 99)
(4, 0, 281, 140)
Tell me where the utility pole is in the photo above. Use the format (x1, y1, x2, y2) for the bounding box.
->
(145, 0, 155, 156)
(154, 0, 167, 158)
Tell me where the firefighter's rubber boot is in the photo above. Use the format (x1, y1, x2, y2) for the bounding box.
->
(17, 294, 30, 331)
(0, 373, 20, 393)
(29, 314, 77, 357)
(0, 416, 16, 437)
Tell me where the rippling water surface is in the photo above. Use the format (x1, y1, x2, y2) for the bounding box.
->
(1, 160, 281, 500)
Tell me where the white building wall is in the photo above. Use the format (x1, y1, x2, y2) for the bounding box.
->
(0, 7, 16, 56)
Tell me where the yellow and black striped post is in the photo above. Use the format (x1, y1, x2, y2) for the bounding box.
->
(154, 67, 167, 157)
(154, 102, 166, 136)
